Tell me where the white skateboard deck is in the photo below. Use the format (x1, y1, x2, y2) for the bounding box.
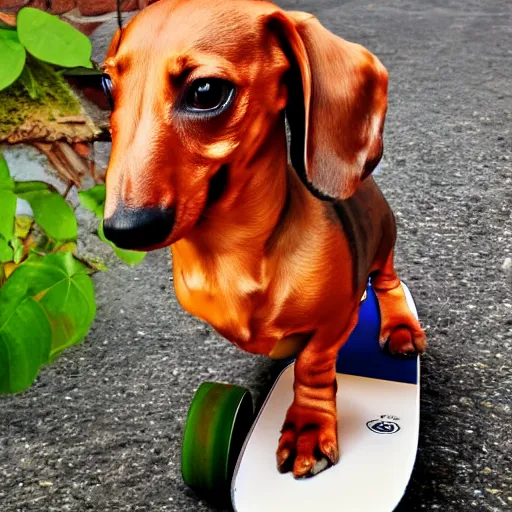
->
(231, 283, 420, 512)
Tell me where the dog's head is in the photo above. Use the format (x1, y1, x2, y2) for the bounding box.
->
(102, 0, 388, 251)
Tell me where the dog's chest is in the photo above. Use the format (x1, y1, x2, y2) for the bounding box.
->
(172, 255, 270, 345)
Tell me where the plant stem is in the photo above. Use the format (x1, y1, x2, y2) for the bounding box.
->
(63, 182, 73, 200)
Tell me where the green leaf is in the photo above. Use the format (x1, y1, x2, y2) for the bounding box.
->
(0, 190, 16, 241)
(17, 190, 77, 241)
(0, 252, 96, 365)
(0, 28, 26, 91)
(97, 220, 147, 266)
(39, 254, 96, 360)
(112, 245, 147, 266)
(10, 237, 24, 264)
(0, 155, 16, 242)
(78, 185, 106, 218)
(17, 7, 92, 69)
(0, 293, 52, 393)
(0, 236, 13, 263)
(13, 180, 50, 194)
(0, 153, 14, 189)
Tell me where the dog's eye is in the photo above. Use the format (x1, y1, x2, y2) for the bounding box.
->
(185, 79, 233, 112)
(101, 74, 114, 109)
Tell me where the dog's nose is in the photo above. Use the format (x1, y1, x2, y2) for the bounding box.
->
(103, 204, 175, 250)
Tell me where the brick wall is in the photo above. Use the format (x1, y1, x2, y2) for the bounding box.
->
(0, 0, 151, 16)
(0, 1, 153, 33)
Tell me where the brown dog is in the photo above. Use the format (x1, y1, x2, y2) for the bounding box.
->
(101, 0, 426, 479)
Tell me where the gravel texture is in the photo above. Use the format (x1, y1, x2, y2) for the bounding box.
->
(1, 0, 511, 511)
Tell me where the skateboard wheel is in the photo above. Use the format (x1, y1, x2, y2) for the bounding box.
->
(181, 382, 253, 503)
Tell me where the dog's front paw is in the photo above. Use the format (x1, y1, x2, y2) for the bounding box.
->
(276, 403, 339, 478)
(381, 322, 427, 356)
(373, 282, 427, 356)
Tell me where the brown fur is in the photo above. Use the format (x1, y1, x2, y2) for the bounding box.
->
(103, 0, 426, 478)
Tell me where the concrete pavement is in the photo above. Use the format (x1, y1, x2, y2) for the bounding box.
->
(1, 1, 511, 510)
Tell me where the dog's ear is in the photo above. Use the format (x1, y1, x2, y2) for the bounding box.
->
(267, 11, 388, 200)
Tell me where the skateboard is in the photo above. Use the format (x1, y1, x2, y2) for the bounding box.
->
(182, 281, 420, 511)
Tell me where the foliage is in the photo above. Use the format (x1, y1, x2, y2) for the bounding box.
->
(0, 153, 146, 394)
(0, 8, 92, 93)
(0, 28, 26, 91)
(0, 58, 84, 142)
(0, 253, 94, 393)
(0, 8, 145, 394)
(17, 8, 92, 69)
(0, 8, 98, 142)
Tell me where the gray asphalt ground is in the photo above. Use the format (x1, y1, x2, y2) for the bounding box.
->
(1, 0, 511, 510)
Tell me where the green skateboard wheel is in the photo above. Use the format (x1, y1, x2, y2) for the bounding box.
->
(181, 382, 254, 504)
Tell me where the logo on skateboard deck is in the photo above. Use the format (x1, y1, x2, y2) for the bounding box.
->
(366, 416, 401, 435)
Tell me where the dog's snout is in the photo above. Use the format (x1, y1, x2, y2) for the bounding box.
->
(103, 203, 175, 250)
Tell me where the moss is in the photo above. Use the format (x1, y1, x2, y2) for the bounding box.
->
(0, 57, 83, 141)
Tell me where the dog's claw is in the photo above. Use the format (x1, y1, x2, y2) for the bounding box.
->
(277, 449, 290, 468)
(293, 456, 312, 478)
(310, 456, 331, 477)
(293, 455, 334, 479)
(320, 440, 339, 465)
(277, 410, 339, 479)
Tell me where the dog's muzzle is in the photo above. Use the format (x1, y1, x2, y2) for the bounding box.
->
(103, 203, 175, 250)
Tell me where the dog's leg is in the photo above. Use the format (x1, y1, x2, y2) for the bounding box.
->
(276, 311, 359, 478)
(372, 250, 427, 355)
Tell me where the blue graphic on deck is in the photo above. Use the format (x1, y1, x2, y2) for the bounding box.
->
(335, 282, 418, 385)
(366, 419, 401, 434)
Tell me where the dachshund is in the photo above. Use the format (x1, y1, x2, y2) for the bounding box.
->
(101, 0, 426, 479)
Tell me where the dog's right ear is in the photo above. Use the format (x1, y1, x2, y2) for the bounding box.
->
(266, 11, 388, 201)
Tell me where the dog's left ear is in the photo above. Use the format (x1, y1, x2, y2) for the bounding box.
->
(267, 11, 388, 200)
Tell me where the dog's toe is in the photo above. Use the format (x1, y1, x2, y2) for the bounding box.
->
(381, 325, 426, 356)
(277, 417, 339, 479)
